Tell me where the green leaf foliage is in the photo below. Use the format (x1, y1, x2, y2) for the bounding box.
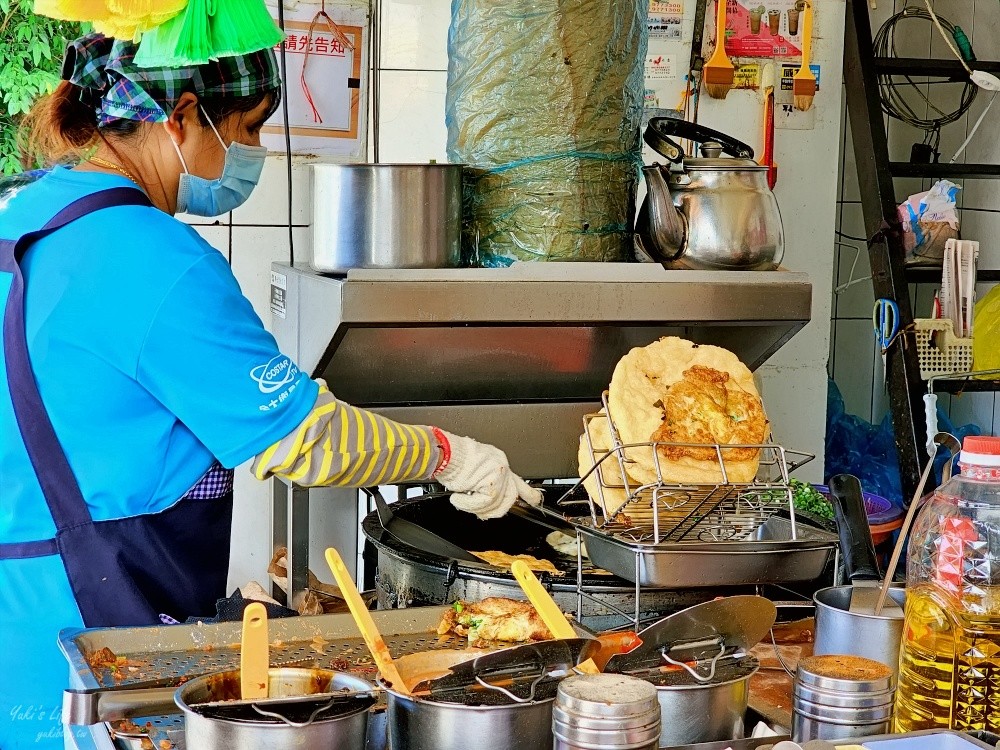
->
(0, 0, 78, 173)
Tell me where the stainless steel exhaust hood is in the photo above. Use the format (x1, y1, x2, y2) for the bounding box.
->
(270, 262, 811, 479)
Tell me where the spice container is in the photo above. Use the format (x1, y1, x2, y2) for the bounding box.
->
(792, 655, 895, 742)
(553, 674, 661, 750)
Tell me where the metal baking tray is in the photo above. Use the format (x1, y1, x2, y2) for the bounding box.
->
(579, 515, 838, 587)
(60, 606, 457, 750)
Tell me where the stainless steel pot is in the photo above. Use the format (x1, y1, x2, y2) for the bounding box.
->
(175, 667, 374, 750)
(637, 118, 783, 270)
(650, 661, 755, 746)
(813, 474, 905, 673)
(813, 585, 906, 671)
(311, 163, 463, 273)
(384, 683, 555, 750)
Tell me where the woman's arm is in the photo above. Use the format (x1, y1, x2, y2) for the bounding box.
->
(251, 381, 441, 486)
(252, 381, 542, 519)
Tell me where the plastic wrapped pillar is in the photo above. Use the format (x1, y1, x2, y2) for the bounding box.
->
(446, 0, 647, 266)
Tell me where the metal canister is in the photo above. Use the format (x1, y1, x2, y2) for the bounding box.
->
(792, 655, 896, 742)
(553, 674, 661, 750)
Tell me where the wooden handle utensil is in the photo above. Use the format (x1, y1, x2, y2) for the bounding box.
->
(240, 602, 269, 700)
(325, 547, 409, 694)
(511, 560, 600, 674)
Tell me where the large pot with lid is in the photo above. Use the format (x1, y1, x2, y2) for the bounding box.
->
(637, 118, 784, 270)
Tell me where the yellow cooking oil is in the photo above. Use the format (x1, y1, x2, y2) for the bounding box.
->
(896, 583, 1000, 733)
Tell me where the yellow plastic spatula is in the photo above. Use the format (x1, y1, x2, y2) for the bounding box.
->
(325, 547, 410, 694)
(240, 602, 269, 700)
(510, 560, 600, 674)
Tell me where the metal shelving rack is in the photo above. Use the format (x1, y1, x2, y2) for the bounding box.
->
(843, 0, 1000, 501)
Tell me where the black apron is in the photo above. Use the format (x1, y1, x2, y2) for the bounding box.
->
(0, 187, 233, 626)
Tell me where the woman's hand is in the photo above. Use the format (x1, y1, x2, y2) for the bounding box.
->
(432, 430, 542, 519)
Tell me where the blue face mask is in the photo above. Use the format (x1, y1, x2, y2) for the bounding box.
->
(170, 108, 267, 217)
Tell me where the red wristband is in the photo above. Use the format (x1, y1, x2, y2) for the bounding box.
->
(431, 427, 451, 476)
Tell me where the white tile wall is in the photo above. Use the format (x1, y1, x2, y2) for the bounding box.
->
(831, 0, 1000, 457)
(375, 70, 449, 163)
(379, 0, 450, 71)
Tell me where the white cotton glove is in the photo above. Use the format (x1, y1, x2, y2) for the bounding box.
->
(433, 431, 543, 520)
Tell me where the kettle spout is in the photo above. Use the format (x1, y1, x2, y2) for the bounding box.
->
(641, 165, 686, 261)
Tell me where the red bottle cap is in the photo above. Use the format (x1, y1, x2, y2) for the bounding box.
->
(962, 436, 1000, 456)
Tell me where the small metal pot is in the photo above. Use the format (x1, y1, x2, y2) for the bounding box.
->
(650, 664, 755, 746)
(175, 668, 374, 750)
(311, 163, 463, 273)
(814, 474, 906, 674)
(813, 585, 906, 672)
(383, 683, 555, 750)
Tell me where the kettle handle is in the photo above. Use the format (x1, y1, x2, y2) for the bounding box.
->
(645, 118, 755, 161)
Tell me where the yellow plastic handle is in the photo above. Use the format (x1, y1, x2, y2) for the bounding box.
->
(240, 602, 269, 700)
(510, 560, 600, 674)
(325, 547, 409, 694)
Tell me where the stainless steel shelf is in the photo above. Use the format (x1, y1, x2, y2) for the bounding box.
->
(271, 263, 812, 479)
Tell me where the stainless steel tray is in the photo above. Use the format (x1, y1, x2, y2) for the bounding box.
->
(579, 516, 838, 587)
(60, 607, 457, 750)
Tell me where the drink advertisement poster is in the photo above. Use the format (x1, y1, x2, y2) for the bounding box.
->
(721, 0, 807, 58)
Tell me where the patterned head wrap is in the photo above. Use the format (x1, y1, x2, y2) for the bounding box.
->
(62, 33, 280, 126)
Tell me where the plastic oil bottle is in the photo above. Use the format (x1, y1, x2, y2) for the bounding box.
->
(896, 436, 1000, 733)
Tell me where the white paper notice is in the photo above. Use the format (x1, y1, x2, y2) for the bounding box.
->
(648, 15, 683, 40)
(645, 53, 678, 80)
(650, 0, 683, 14)
(261, 3, 368, 158)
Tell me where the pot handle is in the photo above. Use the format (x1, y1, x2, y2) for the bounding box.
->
(644, 117, 755, 161)
(828, 474, 881, 583)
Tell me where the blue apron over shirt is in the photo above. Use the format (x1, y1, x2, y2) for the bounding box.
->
(0, 172, 317, 749)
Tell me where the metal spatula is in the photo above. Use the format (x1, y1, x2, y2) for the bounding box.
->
(368, 488, 481, 563)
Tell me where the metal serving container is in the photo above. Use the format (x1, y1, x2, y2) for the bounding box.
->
(175, 667, 375, 750)
(311, 163, 463, 273)
(579, 514, 838, 588)
(384, 683, 556, 750)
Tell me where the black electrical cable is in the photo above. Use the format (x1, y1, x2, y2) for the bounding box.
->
(836, 230, 869, 243)
(873, 6, 978, 136)
(275, 0, 294, 266)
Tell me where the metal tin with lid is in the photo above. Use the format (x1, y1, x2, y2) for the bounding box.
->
(553, 674, 661, 750)
(792, 655, 897, 742)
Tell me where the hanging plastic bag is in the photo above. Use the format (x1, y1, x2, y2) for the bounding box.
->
(897, 180, 960, 267)
(825, 379, 979, 505)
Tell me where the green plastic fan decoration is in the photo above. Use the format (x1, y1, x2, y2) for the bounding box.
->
(210, 0, 283, 58)
(134, 0, 282, 67)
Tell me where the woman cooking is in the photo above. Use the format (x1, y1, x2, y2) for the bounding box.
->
(0, 35, 540, 749)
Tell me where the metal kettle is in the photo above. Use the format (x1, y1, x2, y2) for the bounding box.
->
(637, 118, 784, 270)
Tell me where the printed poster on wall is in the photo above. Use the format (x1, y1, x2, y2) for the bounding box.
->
(650, 0, 683, 14)
(261, 2, 368, 157)
(721, 0, 807, 59)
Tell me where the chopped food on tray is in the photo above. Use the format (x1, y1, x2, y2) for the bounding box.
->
(437, 597, 553, 647)
(754, 479, 834, 520)
(470, 550, 563, 575)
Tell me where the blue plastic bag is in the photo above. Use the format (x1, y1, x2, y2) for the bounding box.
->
(824, 379, 979, 505)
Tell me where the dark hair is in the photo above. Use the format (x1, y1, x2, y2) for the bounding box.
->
(19, 81, 279, 167)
